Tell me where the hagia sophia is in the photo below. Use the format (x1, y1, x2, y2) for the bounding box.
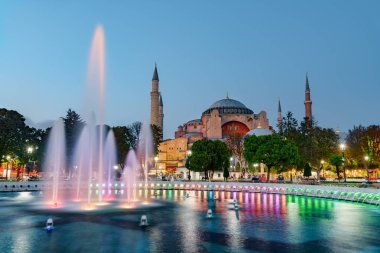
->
(149, 65, 312, 175)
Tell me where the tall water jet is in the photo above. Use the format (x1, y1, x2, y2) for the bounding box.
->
(124, 150, 139, 203)
(85, 25, 106, 202)
(137, 122, 154, 186)
(73, 126, 90, 201)
(43, 119, 66, 205)
(104, 130, 117, 190)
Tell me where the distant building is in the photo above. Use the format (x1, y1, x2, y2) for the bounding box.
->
(157, 95, 271, 172)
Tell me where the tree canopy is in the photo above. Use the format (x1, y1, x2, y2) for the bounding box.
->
(188, 139, 231, 179)
(0, 108, 45, 165)
(244, 134, 299, 182)
(279, 111, 339, 176)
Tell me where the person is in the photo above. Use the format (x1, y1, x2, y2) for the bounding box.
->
(188, 173, 191, 181)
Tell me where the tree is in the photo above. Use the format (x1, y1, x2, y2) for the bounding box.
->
(0, 108, 45, 164)
(151, 124, 163, 155)
(129, 122, 142, 150)
(112, 126, 134, 166)
(244, 134, 299, 182)
(279, 111, 339, 178)
(303, 163, 311, 179)
(279, 112, 299, 138)
(62, 109, 85, 170)
(189, 139, 231, 180)
(225, 132, 246, 175)
(346, 125, 380, 170)
(330, 154, 343, 181)
(223, 167, 230, 181)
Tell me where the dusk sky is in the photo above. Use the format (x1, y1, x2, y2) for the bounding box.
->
(0, 1, 379, 138)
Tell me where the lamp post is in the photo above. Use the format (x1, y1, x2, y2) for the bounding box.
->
(186, 150, 192, 181)
(253, 163, 259, 172)
(6, 155, 11, 180)
(154, 156, 159, 180)
(320, 160, 325, 178)
(364, 155, 369, 182)
(340, 143, 346, 183)
(27, 146, 33, 178)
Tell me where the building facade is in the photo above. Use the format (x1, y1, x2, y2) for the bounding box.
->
(157, 96, 271, 172)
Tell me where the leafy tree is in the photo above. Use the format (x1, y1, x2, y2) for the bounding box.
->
(223, 167, 230, 181)
(0, 108, 45, 165)
(244, 134, 299, 182)
(279, 111, 339, 178)
(225, 132, 246, 175)
(112, 126, 134, 166)
(62, 109, 85, 169)
(151, 124, 163, 155)
(129, 122, 142, 150)
(330, 154, 343, 181)
(346, 125, 380, 169)
(303, 163, 311, 178)
(189, 139, 231, 180)
(279, 112, 299, 138)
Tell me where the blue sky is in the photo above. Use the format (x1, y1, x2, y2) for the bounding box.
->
(0, 0, 379, 138)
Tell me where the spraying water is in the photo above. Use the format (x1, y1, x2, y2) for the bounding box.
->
(124, 150, 139, 203)
(43, 119, 66, 205)
(137, 122, 154, 187)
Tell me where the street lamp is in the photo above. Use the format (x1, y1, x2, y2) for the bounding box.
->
(26, 146, 34, 178)
(230, 156, 234, 171)
(253, 163, 259, 171)
(340, 143, 346, 183)
(186, 150, 192, 181)
(154, 156, 159, 180)
(6, 155, 11, 180)
(364, 155, 369, 182)
(321, 160, 325, 178)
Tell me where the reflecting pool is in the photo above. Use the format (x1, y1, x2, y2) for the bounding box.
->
(0, 190, 379, 253)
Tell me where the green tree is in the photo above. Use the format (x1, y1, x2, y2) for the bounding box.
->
(128, 122, 142, 150)
(112, 126, 134, 166)
(303, 163, 311, 178)
(62, 109, 84, 169)
(189, 139, 231, 180)
(151, 124, 163, 155)
(279, 112, 339, 178)
(225, 132, 246, 175)
(0, 108, 45, 166)
(223, 167, 230, 181)
(330, 154, 343, 181)
(346, 125, 380, 170)
(244, 134, 299, 182)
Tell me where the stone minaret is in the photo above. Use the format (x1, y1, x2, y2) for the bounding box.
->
(277, 99, 283, 134)
(304, 73, 312, 128)
(158, 93, 164, 132)
(150, 64, 160, 127)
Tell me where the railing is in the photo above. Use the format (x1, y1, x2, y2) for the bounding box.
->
(1, 181, 379, 206)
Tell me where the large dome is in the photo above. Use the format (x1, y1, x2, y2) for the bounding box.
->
(209, 98, 247, 109)
(203, 98, 253, 115)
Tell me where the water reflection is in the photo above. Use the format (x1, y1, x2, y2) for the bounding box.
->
(0, 190, 379, 253)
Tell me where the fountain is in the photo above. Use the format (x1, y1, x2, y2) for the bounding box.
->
(137, 121, 154, 187)
(40, 25, 156, 212)
(45, 218, 54, 231)
(124, 150, 139, 203)
(207, 209, 213, 219)
(139, 215, 149, 226)
(43, 119, 66, 206)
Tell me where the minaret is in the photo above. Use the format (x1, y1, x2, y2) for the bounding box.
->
(304, 73, 313, 128)
(150, 64, 160, 127)
(158, 93, 164, 132)
(278, 99, 283, 134)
